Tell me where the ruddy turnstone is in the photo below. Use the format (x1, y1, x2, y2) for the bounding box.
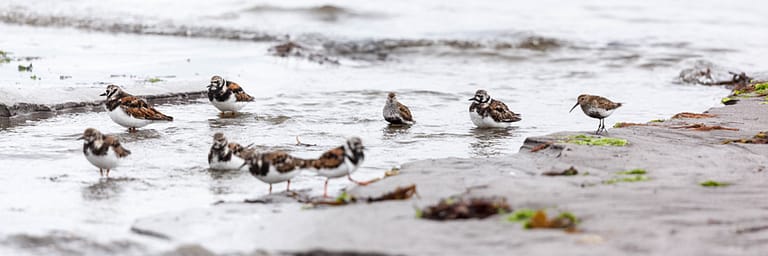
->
(207, 75, 254, 114)
(468, 89, 521, 128)
(240, 150, 311, 194)
(308, 137, 366, 197)
(569, 94, 623, 135)
(101, 85, 173, 132)
(208, 132, 249, 171)
(78, 128, 131, 177)
(382, 92, 413, 125)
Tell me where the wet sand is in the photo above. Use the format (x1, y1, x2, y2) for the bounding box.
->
(130, 95, 768, 255)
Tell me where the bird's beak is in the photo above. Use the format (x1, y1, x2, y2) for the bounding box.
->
(569, 102, 580, 113)
(99, 92, 107, 96)
(468, 97, 476, 101)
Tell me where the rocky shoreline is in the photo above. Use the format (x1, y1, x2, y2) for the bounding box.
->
(126, 92, 767, 255)
(0, 91, 206, 118)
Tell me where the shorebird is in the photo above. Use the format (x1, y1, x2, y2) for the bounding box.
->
(468, 89, 521, 128)
(569, 94, 623, 135)
(101, 85, 173, 132)
(78, 128, 131, 177)
(382, 92, 413, 125)
(240, 150, 312, 194)
(208, 133, 249, 171)
(207, 75, 254, 115)
(308, 137, 366, 197)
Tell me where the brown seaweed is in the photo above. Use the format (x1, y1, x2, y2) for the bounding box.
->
(420, 196, 510, 221)
(525, 210, 578, 232)
(671, 123, 739, 131)
(530, 142, 552, 152)
(542, 166, 578, 176)
(671, 112, 717, 119)
(722, 131, 768, 144)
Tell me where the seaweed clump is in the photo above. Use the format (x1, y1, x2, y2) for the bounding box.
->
(671, 112, 717, 119)
(566, 135, 628, 146)
(603, 169, 649, 184)
(0, 50, 11, 63)
(506, 209, 579, 232)
(722, 131, 768, 144)
(310, 184, 418, 206)
(700, 180, 731, 187)
(420, 196, 510, 221)
(542, 166, 578, 176)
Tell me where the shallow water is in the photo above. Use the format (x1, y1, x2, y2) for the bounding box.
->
(1, 0, 767, 254)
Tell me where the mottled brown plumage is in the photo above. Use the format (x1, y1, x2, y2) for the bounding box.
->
(79, 128, 131, 177)
(309, 146, 346, 169)
(208, 75, 254, 102)
(207, 133, 248, 166)
(102, 85, 174, 121)
(306, 137, 366, 197)
(81, 128, 131, 158)
(383, 92, 413, 124)
(240, 150, 313, 194)
(228, 82, 254, 102)
(569, 94, 623, 135)
(468, 90, 521, 127)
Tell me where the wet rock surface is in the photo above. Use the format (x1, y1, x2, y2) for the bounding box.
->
(130, 96, 768, 255)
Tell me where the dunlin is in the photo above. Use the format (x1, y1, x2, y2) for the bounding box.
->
(569, 94, 622, 135)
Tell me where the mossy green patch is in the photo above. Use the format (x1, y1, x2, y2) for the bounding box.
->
(506, 208, 536, 223)
(700, 180, 731, 187)
(721, 97, 738, 105)
(146, 77, 163, 83)
(649, 119, 665, 123)
(29, 75, 39, 80)
(617, 169, 647, 175)
(0, 50, 10, 63)
(414, 208, 424, 218)
(603, 175, 649, 184)
(566, 135, 628, 146)
(17, 64, 32, 72)
(335, 191, 352, 203)
(557, 212, 579, 224)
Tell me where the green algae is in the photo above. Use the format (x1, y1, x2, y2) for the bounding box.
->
(603, 175, 649, 184)
(335, 191, 352, 203)
(146, 77, 163, 83)
(617, 169, 647, 175)
(721, 97, 738, 105)
(649, 119, 665, 123)
(700, 180, 731, 187)
(506, 208, 536, 223)
(566, 135, 628, 146)
(17, 64, 32, 72)
(0, 50, 10, 63)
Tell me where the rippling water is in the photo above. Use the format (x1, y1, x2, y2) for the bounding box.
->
(1, 0, 767, 254)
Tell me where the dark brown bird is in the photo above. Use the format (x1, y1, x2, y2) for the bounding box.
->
(383, 92, 414, 125)
(569, 94, 623, 135)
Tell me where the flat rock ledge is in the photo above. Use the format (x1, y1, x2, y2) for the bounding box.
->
(134, 97, 768, 256)
(0, 91, 206, 118)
